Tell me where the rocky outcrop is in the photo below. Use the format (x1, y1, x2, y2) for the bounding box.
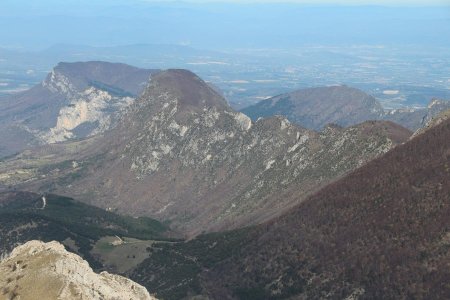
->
(39, 87, 133, 143)
(411, 108, 450, 138)
(383, 98, 450, 131)
(0, 61, 158, 158)
(0, 240, 156, 300)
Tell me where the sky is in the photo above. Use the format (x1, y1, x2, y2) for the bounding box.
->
(138, 0, 450, 5)
(0, 0, 449, 50)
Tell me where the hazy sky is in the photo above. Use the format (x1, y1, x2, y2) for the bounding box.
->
(1, 0, 449, 49)
(140, 0, 449, 5)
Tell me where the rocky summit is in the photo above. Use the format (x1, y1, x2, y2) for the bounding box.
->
(0, 240, 155, 300)
(0, 61, 158, 158)
(0, 69, 412, 235)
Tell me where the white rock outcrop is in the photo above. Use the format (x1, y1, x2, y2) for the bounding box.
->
(0, 240, 156, 300)
(40, 87, 134, 143)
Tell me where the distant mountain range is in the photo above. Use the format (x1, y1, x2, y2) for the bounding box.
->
(242, 85, 450, 131)
(2, 61, 448, 161)
(0, 68, 411, 235)
(242, 85, 384, 129)
(0, 61, 158, 158)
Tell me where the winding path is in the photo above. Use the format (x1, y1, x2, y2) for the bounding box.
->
(40, 196, 47, 210)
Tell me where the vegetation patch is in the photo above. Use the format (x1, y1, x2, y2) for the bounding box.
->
(0, 192, 174, 271)
(130, 227, 253, 299)
(92, 236, 156, 273)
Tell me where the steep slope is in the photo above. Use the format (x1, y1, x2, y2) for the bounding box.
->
(242, 85, 385, 130)
(412, 108, 450, 138)
(130, 108, 450, 300)
(0, 61, 158, 157)
(0, 240, 155, 300)
(200, 110, 450, 299)
(0, 70, 411, 235)
(242, 86, 450, 131)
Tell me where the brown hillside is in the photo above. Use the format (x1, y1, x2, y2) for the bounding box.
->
(203, 115, 450, 299)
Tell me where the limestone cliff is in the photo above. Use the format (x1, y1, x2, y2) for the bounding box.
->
(0, 61, 158, 158)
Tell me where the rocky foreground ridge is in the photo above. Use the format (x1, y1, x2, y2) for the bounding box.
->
(0, 240, 155, 300)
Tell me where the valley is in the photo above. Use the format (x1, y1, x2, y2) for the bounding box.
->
(1, 2, 449, 299)
(2, 109, 448, 299)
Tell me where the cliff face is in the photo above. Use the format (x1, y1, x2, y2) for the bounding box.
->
(0, 240, 156, 300)
(0, 61, 158, 158)
(411, 108, 450, 138)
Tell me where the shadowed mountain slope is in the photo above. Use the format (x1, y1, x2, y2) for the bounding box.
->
(199, 111, 450, 299)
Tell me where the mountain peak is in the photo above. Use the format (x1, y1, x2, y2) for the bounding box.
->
(143, 69, 229, 112)
(44, 61, 158, 96)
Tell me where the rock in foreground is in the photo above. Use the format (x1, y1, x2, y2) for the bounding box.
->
(0, 240, 155, 300)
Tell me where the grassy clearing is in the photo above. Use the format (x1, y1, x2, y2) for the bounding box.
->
(0, 192, 175, 271)
(92, 236, 156, 273)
